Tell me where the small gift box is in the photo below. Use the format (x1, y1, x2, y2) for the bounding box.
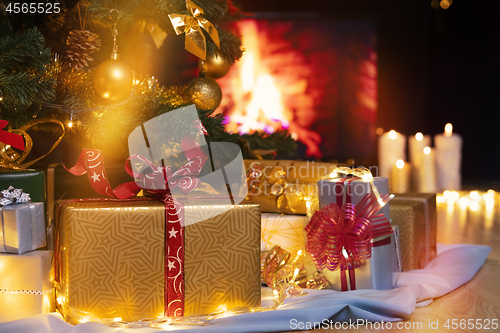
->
(0, 186, 46, 254)
(244, 160, 337, 215)
(261, 213, 308, 254)
(0, 250, 55, 323)
(389, 193, 437, 271)
(0, 170, 45, 203)
(307, 168, 396, 291)
(56, 199, 261, 323)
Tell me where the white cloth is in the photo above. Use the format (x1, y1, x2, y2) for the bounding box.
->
(0, 243, 490, 333)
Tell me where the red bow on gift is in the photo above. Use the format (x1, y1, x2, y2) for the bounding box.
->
(65, 137, 207, 199)
(305, 193, 393, 291)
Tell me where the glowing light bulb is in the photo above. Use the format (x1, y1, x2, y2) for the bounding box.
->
(469, 191, 480, 201)
(470, 200, 479, 211)
(415, 132, 424, 141)
(396, 159, 405, 169)
(423, 146, 431, 154)
(0, 97, 3, 101)
(443, 190, 451, 198)
(450, 191, 459, 201)
(444, 123, 453, 137)
(388, 130, 397, 140)
(67, 121, 73, 128)
(487, 189, 496, 197)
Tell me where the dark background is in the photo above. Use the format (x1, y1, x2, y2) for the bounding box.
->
(237, 0, 500, 189)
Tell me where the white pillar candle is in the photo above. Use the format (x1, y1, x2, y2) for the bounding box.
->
(418, 146, 437, 193)
(435, 123, 462, 191)
(390, 159, 410, 193)
(409, 132, 431, 190)
(378, 130, 406, 178)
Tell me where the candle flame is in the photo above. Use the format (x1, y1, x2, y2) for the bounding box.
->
(444, 123, 453, 137)
(396, 159, 405, 169)
(423, 146, 431, 155)
(415, 132, 423, 141)
(388, 130, 397, 140)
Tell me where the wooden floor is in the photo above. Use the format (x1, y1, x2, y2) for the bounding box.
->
(286, 192, 500, 333)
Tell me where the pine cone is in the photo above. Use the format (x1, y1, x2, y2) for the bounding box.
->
(66, 30, 101, 70)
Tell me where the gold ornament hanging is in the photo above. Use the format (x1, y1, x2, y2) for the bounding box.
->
(92, 10, 134, 101)
(186, 76, 222, 110)
(199, 54, 230, 79)
(93, 57, 134, 101)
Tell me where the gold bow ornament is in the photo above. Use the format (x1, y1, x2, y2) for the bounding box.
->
(245, 161, 331, 216)
(168, 0, 220, 60)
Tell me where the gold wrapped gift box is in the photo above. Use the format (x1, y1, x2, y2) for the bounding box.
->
(56, 199, 261, 323)
(389, 193, 437, 271)
(244, 160, 337, 215)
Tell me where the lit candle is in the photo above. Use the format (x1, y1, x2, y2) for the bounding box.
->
(378, 130, 406, 178)
(435, 123, 462, 191)
(390, 159, 411, 193)
(409, 132, 431, 190)
(418, 146, 437, 192)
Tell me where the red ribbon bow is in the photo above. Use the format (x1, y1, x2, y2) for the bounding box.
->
(0, 120, 25, 151)
(65, 137, 207, 200)
(305, 193, 393, 291)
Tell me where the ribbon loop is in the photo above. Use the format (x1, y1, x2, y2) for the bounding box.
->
(0, 120, 25, 151)
(0, 118, 65, 170)
(305, 192, 393, 291)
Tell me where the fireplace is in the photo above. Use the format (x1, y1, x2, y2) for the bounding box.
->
(216, 17, 377, 163)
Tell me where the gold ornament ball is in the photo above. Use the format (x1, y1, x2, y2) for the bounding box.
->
(187, 77, 222, 110)
(93, 59, 134, 101)
(199, 54, 231, 79)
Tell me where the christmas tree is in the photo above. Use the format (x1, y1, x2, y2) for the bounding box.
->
(0, 0, 294, 161)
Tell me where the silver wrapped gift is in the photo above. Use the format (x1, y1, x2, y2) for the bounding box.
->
(322, 227, 402, 291)
(313, 175, 399, 291)
(0, 202, 45, 254)
(318, 176, 390, 221)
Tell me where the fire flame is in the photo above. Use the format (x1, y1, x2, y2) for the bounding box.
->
(217, 20, 322, 157)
